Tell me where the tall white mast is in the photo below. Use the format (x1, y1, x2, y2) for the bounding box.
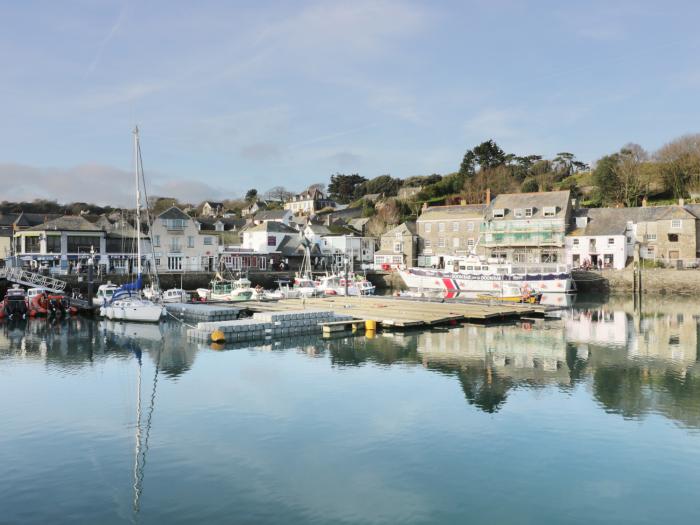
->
(133, 126, 142, 276)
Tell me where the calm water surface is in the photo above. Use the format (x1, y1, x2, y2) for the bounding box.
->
(2, 295, 700, 524)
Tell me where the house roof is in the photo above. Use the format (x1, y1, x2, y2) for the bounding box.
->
(204, 201, 224, 208)
(27, 215, 102, 232)
(254, 209, 289, 221)
(0, 213, 20, 227)
(348, 217, 371, 230)
(419, 204, 486, 221)
(245, 221, 298, 234)
(158, 206, 190, 220)
(383, 221, 417, 237)
(488, 190, 571, 219)
(569, 208, 633, 237)
(305, 223, 331, 235)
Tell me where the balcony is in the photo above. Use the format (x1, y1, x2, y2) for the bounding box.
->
(481, 233, 563, 247)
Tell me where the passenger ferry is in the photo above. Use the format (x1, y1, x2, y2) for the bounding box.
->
(398, 255, 575, 294)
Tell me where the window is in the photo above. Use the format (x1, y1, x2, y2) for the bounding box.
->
(395, 232, 402, 239)
(394, 242, 402, 253)
(438, 237, 445, 248)
(668, 233, 679, 242)
(162, 218, 186, 230)
(153, 235, 160, 247)
(25, 236, 40, 253)
(452, 222, 459, 232)
(646, 233, 657, 241)
(452, 237, 460, 248)
(543, 207, 556, 217)
(514, 208, 524, 218)
(607, 237, 615, 246)
(671, 220, 682, 229)
(154, 257, 161, 267)
(267, 235, 276, 247)
(468, 222, 475, 232)
(187, 236, 195, 248)
(467, 239, 475, 250)
(493, 208, 505, 218)
(67, 236, 101, 253)
(424, 239, 432, 248)
(169, 238, 181, 252)
(572, 238, 579, 246)
(203, 237, 213, 245)
(525, 208, 533, 218)
(438, 222, 445, 232)
(647, 246, 655, 256)
(513, 252, 527, 263)
(541, 252, 558, 263)
(425, 223, 431, 233)
(46, 235, 61, 253)
(167, 256, 182, 271)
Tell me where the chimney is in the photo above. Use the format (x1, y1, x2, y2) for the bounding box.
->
(642, 196, 648, 207)
(460, 199, 467, 206)
(485, 188, 491, 205)
(679, 197, 685, 206)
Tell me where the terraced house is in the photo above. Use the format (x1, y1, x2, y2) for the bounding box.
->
(481, 190, 573, 264)
(416, 202, 486, 267)
(150, 207, 219, 272)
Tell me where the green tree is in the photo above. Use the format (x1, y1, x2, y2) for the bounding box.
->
(521, 178, 539, 193)
(328, 173, 368, 203)
(245, 188, 258, 202)
(593, 154, 621, 206)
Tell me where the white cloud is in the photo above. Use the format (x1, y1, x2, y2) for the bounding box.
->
(0, 162, 224, 207)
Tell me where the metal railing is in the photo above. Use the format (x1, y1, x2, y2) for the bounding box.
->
(0, 267, 67, 292)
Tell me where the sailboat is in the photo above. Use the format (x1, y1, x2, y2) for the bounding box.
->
(101, 127, 165, 322)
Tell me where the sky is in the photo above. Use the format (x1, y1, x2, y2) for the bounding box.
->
(1, 0, 700, 206)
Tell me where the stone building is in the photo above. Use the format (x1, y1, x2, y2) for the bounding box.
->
(416, 203, 486, 267)
(374, 221, 417, 269)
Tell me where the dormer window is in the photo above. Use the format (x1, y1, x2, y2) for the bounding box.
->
(543, 206, 556, 217)
(514, 208, 524, 219)
(525, 208, 533, 217)
(493, 208, 505, 218)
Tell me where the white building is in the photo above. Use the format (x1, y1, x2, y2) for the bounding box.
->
(150, 207, 219, 272)
(565, 208, 634, 270)
(320, 235, 375, 268)
(284, 189, 334, 215)
(241, 221, 301, 254)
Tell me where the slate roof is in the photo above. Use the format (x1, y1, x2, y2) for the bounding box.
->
(488, 190, 571, 219)
(305, 223, 331, 235)
(254, 209, 289, 221)
(383, 221, 417, 237)
(569, 208, 633, 237)
(419, 204, 486, 221)
(158, 206, 191, 220)
(245, 221, 299, 234)
(27, 215, 102, 232)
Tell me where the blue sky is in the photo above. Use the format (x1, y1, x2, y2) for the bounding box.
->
(1, 0, 700, 206)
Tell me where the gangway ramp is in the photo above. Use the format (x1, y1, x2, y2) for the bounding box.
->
(0, 267, 67, 293)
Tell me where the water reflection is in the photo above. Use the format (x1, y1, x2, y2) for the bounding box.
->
(2, 294, 700, 432)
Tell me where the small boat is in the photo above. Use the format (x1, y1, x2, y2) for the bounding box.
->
(476, 292, 543, 304)
(317, 273, 375, 296)
(162, 288, 189, 303)
(1, 285, 28, 319)
(197, 275, 253, 302)
(93, 282, 120, 307)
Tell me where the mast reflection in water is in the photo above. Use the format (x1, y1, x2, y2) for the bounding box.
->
(1, 294, 700, 524)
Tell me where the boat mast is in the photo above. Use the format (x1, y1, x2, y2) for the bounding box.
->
(134, 127, 142, 277)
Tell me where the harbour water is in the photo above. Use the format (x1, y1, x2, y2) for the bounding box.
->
(2, 294, 700, 524)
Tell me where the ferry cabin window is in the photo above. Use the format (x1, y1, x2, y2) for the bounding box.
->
(467, 266, 473, 270)
(459, 265, 466, 270)
(481, 266, 489, 270)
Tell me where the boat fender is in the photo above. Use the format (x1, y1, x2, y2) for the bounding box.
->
(211, 330, 225, 343)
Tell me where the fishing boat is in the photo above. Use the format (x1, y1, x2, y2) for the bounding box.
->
(398, 254, 575, 295)
(101, 127, 165, 323)
(196, 273, 253, 302)
(93, 282, 120, 307)
(317, 273, 375, 296)
(161, 288, 189, 303)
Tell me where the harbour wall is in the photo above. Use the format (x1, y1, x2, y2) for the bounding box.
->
(574, 269, 700, 295)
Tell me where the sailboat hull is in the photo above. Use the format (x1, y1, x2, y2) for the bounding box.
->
(101, 299, 165, 322)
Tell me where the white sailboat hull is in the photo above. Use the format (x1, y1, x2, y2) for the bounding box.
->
(101, 299, 165, 323)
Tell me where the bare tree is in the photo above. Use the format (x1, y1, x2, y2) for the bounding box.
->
(307, 182, 326, 194)
(614, 143, 648, 207)
(655, 134, 700, 198)
(263, 186, 294, 202)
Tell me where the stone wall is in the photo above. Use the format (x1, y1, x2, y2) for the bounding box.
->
(574, 268, 700, 295)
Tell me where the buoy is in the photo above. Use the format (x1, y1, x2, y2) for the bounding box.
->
(365, 319, 377, 331)
(211, 329, 225, 343)
(365, 329, 376, 340)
